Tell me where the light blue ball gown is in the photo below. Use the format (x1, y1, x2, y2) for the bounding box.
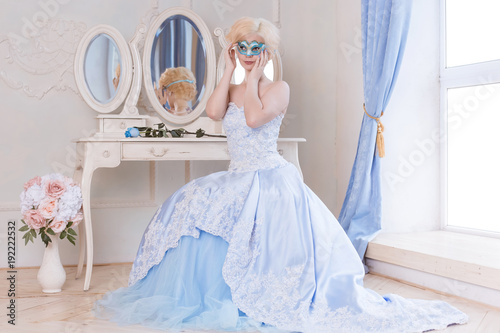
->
(93, 102, 468, 332)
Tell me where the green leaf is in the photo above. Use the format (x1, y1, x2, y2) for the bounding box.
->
(67, 228, 77, 236)
(67, 221, 73, 228)
(145, 128, 152, 137)
(67, 237, 76, 246)
(172, 129, 185, 137)
(24, 235, 29, 246)
(19, 225, 29, 232)
(157, 123, 165, 129)
(30, 229, 37, 238)
(20, 219, 26, 224)
(46, 228, 55, 236)
(60, 230, 67, 239)
(41, 232, 50, 245)
(196, 128, 205, 138)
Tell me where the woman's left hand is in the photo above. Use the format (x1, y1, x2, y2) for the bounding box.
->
(249, 49, 268, 82)
(154, 82, 168, 106)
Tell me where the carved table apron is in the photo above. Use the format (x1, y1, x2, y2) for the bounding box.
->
(73, 136, 306, 291)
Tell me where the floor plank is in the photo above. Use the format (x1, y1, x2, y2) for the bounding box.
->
(1, 264, 499, 332)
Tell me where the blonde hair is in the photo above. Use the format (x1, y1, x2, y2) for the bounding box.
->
(225, 17, 280, 58)
(159, 66, 197, 101)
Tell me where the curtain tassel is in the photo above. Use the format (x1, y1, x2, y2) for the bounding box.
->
(363, 104, 385, 158)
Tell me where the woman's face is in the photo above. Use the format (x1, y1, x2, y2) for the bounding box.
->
(235, 33, 266, 71)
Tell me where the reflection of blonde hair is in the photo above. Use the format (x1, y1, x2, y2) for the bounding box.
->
(159, 67, 197, 101)
(225, 17, 280, 58)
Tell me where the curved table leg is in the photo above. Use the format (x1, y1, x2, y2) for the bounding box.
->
(73, 142, 86, 280)
(73, 141, 121, 291)
(75, 217, 86, 279)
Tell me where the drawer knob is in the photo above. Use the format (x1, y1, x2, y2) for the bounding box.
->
(120, 122, 126, 129)
(102, 150, 110, 158)
(150, 147, 168, 157)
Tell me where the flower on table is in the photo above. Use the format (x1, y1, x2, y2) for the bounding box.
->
(125, 127, 140, 138)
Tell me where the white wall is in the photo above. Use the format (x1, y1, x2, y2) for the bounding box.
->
(0, 0, 441, 269)
(336, 0, 441, 233)
(0, 0, 337, 268)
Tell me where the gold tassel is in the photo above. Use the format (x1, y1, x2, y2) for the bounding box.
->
(363, 104, 385, 158)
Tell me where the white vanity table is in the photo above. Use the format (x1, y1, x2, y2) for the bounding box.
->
(73, 135, 304, 290)
(72, 7, 305, 291)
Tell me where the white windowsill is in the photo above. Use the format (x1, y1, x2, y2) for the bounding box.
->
(365, 230, 500, 308)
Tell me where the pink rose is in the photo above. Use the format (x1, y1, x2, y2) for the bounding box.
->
(24, 176, 41, 190)
(48, 219, 68, 233)
(23, 210, 47, 230)
(70, 212, 84, 227)
(38, 197, 58, 220)
(44, 179, 66, 199)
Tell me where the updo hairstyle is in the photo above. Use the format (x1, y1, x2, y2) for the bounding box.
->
(159, 66, 197, 101)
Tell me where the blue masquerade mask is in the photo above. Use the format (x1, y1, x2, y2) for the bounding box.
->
(236, 40, 266, 56)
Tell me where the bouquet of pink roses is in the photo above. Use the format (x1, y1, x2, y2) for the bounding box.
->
(19, 173, 83, 247)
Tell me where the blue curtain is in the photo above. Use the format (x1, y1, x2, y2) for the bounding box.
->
(338, 0, 412, 259)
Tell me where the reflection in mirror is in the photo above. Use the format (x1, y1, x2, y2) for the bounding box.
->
(155, 66, 197, 116)
(84, 33, 122, 104)
(150, 15, 206, 116)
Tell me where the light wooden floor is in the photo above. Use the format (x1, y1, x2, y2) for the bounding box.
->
(1, 264, 499, 333)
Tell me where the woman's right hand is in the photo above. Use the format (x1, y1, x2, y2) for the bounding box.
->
(223, 43, 237, 74)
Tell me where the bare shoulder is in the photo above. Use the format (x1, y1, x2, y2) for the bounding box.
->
(261, 81, 290, 104)
(261, 80, 290, 114)
(262, 80, 289, 98)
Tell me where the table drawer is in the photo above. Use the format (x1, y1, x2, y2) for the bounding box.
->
(121, 142, 231, 160)
(101, 118, 147, 133)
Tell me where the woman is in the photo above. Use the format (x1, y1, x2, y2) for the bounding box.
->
(154, 66, 197, 116)
(94, 17, 467, 332)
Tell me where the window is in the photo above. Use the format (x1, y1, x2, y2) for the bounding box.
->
(441, 0, 500, 235)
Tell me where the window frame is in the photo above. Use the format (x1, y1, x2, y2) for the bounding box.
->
(439, 0, 500, 238)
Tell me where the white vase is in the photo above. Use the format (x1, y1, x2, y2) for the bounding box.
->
(37, 235, 66, 293)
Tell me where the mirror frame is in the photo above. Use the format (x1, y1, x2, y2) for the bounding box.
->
(74, 24, 133, 113)
(142, 7, 216, 125)
(213, 27, 283, 84)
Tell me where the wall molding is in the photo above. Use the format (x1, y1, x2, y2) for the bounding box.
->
(3, 161, 160, 212)
(0, 19, 87, 99)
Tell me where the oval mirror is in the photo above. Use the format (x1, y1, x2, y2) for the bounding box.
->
(214, 27, 283, 85)
(74, 25, 133, 113)
(143, 7, 216, 125)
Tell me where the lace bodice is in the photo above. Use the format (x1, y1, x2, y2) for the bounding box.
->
(223, 102, 288, 172)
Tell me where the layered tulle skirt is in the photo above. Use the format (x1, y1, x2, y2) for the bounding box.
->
(93, 163, 467, 332)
